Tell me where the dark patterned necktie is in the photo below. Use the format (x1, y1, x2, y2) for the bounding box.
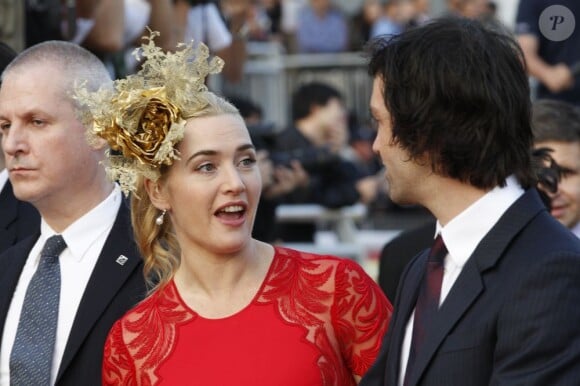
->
(404, 235, 447, 386)
(10, 235, 67, 386)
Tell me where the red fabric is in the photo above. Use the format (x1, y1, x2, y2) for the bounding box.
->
(103, 247, 392, 385)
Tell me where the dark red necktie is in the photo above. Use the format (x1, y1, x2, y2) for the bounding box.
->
(403, 235, 447, 385)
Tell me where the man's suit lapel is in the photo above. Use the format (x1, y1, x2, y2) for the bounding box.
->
(0, 182, 19, 251)
(407, 260, 484, 386)
(384, 251, 427, 386)
(407, 189, 546, 386)
(56, 203, 141, 381)
(0, 181, 40, 253)
(0, 235, 39, 346)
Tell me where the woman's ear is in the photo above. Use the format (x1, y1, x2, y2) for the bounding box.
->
(144, 178, 169, 211)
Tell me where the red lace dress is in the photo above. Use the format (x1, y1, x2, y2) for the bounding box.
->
(103, 247, 392, 385)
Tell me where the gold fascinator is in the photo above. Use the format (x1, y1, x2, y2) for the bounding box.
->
(74, 30, 224, 195)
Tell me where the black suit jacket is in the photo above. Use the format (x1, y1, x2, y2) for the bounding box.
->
(0, 180, 40, 254)
(378, 221, 436, 302)
(0, 201, 147, 386)
(362, 189, 580, 386)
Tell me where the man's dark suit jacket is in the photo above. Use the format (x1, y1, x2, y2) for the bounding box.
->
(0, 201, 147, 385)
(0, 180, 40, 254)
(378, 220, 435, 302)
(361, 189, 580, 386)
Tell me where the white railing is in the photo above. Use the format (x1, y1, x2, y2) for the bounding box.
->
(213, 42, 373, 129)
(275, 202, 367, 243)
(275, 203, 401, 278)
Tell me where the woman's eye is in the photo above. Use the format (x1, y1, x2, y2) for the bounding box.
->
(197, 163, 215, 172)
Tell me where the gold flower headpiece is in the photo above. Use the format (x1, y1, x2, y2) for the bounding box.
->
(74, 30, 224, 195)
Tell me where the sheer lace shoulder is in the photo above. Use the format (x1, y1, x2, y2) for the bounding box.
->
(333, 256, 393, 375)
(103, 283, 195, 385)
(260, 247, 392, 380)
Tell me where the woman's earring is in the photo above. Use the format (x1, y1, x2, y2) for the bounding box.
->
(155, 209, 167, 226)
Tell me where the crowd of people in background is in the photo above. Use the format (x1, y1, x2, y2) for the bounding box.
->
(4, 0, 578, 106)
(2, 0, 504, 70)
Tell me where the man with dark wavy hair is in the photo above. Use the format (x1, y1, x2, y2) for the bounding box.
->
(361, 17, 580, 386)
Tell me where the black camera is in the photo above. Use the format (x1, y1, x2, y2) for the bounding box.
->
(247, 122, 339, 174)
(268, 147, 338, 173)
(571, 61, 580, 76)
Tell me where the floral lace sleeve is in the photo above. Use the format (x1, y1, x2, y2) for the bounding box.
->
(102, 319, 136, 385)
(101, 285, 195, 386)
(332, 258, 393, 377)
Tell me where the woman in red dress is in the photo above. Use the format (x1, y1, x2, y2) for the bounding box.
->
(76, 32, 392, 386)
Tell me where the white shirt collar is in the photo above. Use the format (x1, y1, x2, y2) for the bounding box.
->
(0, 169, 8, 192)
(437, 176, 525, 269)
(38, 185, 122, 263)
(570, 222, 580, 239)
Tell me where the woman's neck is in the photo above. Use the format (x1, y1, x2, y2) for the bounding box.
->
(173, 240, 274, 318)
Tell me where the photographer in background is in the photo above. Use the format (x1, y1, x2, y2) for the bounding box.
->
(272, 82, 382, 242)
(532, 99, 580, 234)
(228, 95, 308, 243)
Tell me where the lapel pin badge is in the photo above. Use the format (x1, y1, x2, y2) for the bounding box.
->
(116, 255, 129, 266)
